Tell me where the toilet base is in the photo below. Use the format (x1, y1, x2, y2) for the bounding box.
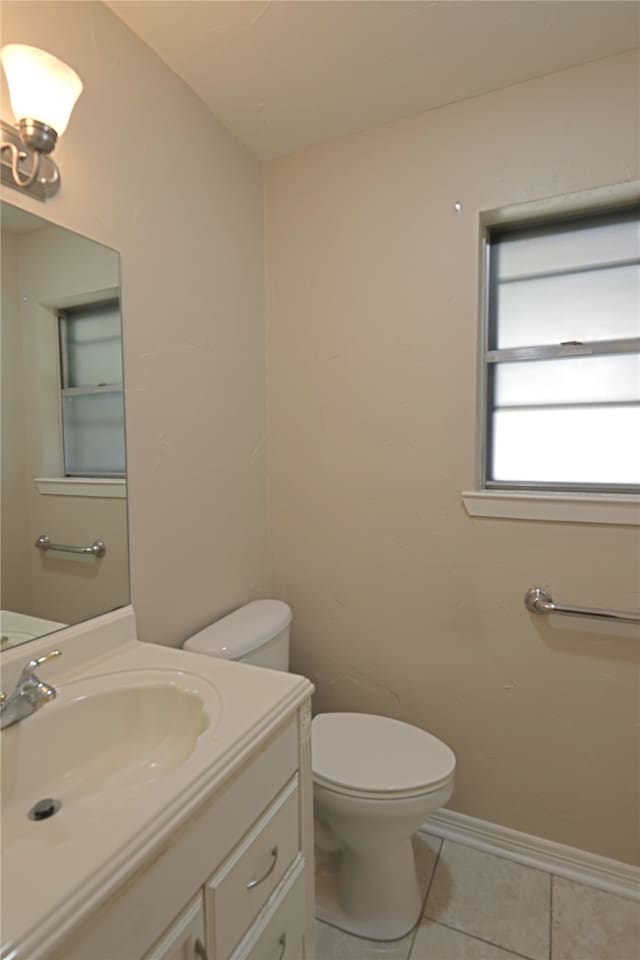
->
(315, 838, 424, 941)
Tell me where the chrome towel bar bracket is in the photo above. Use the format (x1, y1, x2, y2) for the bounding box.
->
(524, 587, 639, 626)
(35, 534, 106, 558)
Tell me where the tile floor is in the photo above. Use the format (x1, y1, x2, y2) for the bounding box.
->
(315, 835, 640, 960)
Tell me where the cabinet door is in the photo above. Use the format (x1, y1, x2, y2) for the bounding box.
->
(231, 867, 306, 960)
(206, 779, 300, 960)
(144, 893, 206, 960)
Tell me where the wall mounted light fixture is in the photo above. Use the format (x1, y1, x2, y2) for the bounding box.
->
(0, 44, 83, 200)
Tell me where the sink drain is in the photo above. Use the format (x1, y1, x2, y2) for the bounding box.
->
(28, 798, 61, 821)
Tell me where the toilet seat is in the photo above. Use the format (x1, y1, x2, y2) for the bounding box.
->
(312, 712, 455, 800)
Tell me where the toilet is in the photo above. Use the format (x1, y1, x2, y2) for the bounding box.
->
(184, 600, 456, 941)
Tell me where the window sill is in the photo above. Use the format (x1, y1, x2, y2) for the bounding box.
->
(34, 477, 127, 499)
(461, 490, 640, 526)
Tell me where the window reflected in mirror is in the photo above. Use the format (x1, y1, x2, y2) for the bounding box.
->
(1, 201, 130, 651)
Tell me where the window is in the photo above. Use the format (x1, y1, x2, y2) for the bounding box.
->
(58, 299, 126, 477)
(483, 207, 640, 493)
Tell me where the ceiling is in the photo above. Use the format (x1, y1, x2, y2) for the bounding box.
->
(107, 1, 639, 159)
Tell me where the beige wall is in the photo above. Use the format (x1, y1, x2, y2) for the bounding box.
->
(266, 51, 640, 863)
(1, 233, 32, 613)
(1, 1, 270, 645)
(2, 221, 129, 624)
(2, 1, 638, 864)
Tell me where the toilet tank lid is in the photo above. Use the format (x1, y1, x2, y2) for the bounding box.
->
(184, 599, 292, 659)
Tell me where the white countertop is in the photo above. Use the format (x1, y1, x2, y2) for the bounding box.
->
(0, 611, 312, 960)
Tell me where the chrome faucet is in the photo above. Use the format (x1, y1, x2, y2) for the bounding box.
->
(0, 649, 61, 730)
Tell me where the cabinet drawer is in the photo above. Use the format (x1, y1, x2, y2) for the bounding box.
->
(143, 894, 205, 960)
(231, 866, 306, 960)
(207, 778, 300, 960)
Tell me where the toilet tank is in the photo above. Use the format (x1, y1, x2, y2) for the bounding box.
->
(183, 600, 292, 671)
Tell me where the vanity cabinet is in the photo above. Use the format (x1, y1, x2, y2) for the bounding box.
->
(232, 867, 306, 960)
(48, 700, 315, 960)
(143, 895, 206, 960)
(205, 779, 300, 959)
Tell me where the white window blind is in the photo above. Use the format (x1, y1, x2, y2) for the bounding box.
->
(485, 208, 640, 491)
(59, 300, 126, 477)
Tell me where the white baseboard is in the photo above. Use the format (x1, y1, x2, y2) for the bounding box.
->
(423, 809, 639, 902)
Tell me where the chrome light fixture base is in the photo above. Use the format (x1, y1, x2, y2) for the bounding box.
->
(0, 118, 60, 199)
(18, 118, 58, 153)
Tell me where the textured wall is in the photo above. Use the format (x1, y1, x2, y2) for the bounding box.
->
(1, 1, 270, 645)
(266, 51, 640, 863)
(2, 1, 638, 865)
(1, 233, 32, 614)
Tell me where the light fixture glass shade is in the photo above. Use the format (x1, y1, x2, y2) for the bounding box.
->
(0, 44, 83, 136)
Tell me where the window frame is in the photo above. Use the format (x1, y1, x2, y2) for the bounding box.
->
(479, 203, 640, 496)
(57, 298, 126, 480)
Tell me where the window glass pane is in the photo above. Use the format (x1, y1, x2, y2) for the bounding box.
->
(494, 354, 640, 408)
(494, 216, 639, 281)
(495, 263, 640, 348)
(62, 390, 125, 476)
(491, 405, 640, 485)
(61, 302, 122, 388)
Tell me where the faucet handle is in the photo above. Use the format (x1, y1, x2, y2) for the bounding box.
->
(19, 649, 62, 684)
(29, 649, 62, 670)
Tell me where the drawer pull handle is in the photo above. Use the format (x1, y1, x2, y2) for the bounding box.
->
(246, 845, 279, 890)
(277, 933, 287, 960)
(194, 939, 208, 960)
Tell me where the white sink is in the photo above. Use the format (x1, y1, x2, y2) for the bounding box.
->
(1, 668, 219, 817)
(0, 627, 312, 960)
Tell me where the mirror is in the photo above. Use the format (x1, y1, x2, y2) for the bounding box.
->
(1, 201, 129, 650)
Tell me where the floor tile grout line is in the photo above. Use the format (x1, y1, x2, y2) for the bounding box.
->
(422, 837, 445, 913)
(405, 921, 420, 960)
(549, 875, 554, 960)
(421, 837, 556, 960)
(423, 918, 542, 960)
(317, 836, 639, 960)
(407, 837, 444, 960)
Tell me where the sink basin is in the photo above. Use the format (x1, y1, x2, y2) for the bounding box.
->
(0, 637, 309, 960)
(1, 668, 219, 814)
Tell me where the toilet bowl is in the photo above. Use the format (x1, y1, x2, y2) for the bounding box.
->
(312, 712, 455, 940)
(184, 601, 456, 941)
